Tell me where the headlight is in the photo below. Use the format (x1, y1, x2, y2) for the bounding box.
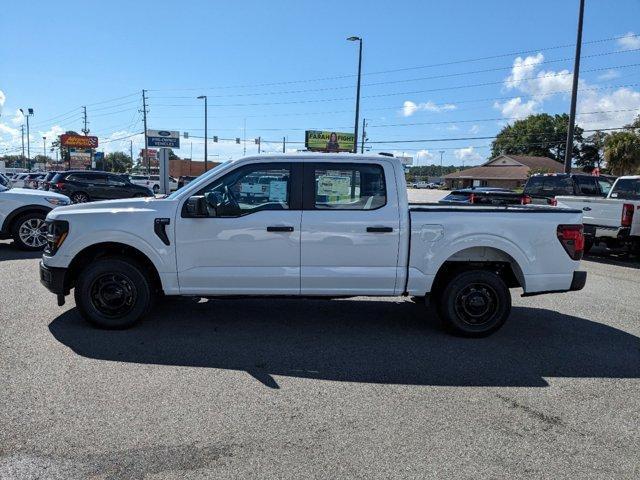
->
(46, 197, 71, 206)
(44, 220, 69, 255)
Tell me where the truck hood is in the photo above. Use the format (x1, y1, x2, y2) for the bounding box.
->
(47, 196, 169, 219)
(3, 187, 70, 202)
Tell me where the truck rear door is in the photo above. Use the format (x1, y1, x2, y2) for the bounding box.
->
(300, 161, 401, 295)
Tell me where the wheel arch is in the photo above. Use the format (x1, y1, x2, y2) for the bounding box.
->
(430, 246, 525, 296)
(2, 205, 51, 234)
(65, 242, 164, 295)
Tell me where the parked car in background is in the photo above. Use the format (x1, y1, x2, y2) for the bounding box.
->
(11, 173, 29, 188)
(41, 153, 586, 337)
(49, 170, 154, 203)
(410, 181, 434, 189)
(177, 175, 198, 189)
(523, 173, 615, 205)
(129, 174, 178, 193)
(23, 172, 46, 189)
(556, 175, 640, 253)
(439, 187, 528, 206)
(0, 179, 70, 250)
(39, 171, 60, 191)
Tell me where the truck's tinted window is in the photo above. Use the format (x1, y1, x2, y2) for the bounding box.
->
(542, 176, 574, 196)
(524, 177, 544, 195)
(574, 176, 600, 196)
(313, 164, 386, 210)
(197, 163, 291, 216)
(610, 178, 640, 200)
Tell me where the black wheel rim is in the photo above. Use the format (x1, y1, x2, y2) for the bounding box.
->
(90, 273, 137, 318)
(72, 193, 88, 203)
(454, 282, 499, 327)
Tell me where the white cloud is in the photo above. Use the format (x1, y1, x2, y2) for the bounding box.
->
(416, 149, 434, 161)
(597, 69, 620, 81)
(618, 32, 640, 50)
(401, 100, 456, 117)
(0, 90, 5, 114)
(454, 146, 482, 164)
(469, 124, 481, 134)
(10, 109, 23, 126)
(577, 87, 640, 130)
(494, 97, 539, 119)
(505, 53, 544, 89)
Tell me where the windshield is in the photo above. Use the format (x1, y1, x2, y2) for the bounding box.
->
(167, 161, 231, 199)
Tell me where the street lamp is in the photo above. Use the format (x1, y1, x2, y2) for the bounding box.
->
(42, 136, 47, 161)
(347, 36, 363, 154)
(197, 95, 208, 172)
(19, 108, 34, 170)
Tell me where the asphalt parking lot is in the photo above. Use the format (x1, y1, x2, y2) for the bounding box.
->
(1, 195, 639, 479)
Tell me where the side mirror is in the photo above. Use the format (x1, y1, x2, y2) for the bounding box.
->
(184, 196, 210, 217)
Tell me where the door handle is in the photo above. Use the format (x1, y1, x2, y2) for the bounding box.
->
(267, 226, 294, 232)
(367, 226, 393, 233)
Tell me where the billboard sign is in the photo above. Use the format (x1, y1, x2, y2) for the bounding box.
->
(147, 130, 180, 148)
(60, 134, 99, 149)
(305, 130, 355, 152)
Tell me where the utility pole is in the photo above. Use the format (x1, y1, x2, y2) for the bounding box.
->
(141, 89, 149, 174)
(130, 140, 133, 164)
(257, 137, 261, 154)
(197, 95, 208, 171)
(439, 150, 445, 178)
(564, 0, 585, 173)
(360, 118, 367, 154)
(243, 118, 247, 156)
(20, 125, 25, 166)
(282, 136, 286, 153)
(81, 106, 89, 135)
(20, 109, 34, 170)
(347, 36, 363, 153)
(42, 137, 46, 158)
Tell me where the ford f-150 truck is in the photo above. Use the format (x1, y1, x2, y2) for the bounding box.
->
(40, 154, 587, 337)
(556, 175, 640, 253)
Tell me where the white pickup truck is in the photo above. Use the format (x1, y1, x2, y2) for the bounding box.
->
(556, 175, 640, 253)
(40, 154, 587, 337)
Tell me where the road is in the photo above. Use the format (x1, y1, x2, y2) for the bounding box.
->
(1, 199, 639, 478)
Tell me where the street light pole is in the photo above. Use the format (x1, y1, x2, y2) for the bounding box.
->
(439, 150, 445, 178)
(43, 136, 46, 159)
(347, 36, 363, 154)
(20, 108, 34, 170)
(564, 0, 585, 173)
(197, 95, 208, 171)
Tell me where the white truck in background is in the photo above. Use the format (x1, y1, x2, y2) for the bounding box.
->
(40, 154, 587, 337)
(556, 176, 640, 253)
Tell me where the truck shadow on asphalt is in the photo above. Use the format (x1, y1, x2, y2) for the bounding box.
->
(0, 242, 42, 261)
(48, 298, 640, 389)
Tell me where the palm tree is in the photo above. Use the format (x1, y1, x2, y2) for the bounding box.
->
(604, 131, 640, 175)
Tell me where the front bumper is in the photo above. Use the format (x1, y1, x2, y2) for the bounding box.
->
(39, 261, 68, 296)
(521, 270, 587, 297)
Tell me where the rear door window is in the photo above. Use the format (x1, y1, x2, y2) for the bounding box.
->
(311, 163, 386, 210)
(524, 177, 544, 195)
(542, 176, 574, 196)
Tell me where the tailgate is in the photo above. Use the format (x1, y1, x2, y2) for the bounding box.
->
(555, 196, 621, 227)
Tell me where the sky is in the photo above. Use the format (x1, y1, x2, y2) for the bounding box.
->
(1, 0, 640, 166)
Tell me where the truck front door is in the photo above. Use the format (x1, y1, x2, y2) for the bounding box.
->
(175, 162, 302, 295)
(300, 161, 401, 295)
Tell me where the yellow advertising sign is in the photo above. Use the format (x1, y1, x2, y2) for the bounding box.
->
(305, 130, 355, 152)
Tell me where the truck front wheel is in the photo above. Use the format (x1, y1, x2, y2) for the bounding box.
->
(437, 270, 511, 337)
(75, 257, 153, 329)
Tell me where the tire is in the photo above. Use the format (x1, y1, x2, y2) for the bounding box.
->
(74, 257, 154, 329)
(70, 192, 90, 204)
(11, 212, 48, 251)
(583, 237, 594, 255)
(437, 270, 511, 337)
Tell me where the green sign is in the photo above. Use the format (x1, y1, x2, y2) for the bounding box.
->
(305, 130, 355, 152)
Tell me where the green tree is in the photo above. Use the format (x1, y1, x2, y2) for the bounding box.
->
(625, 114, 640, 131)
(577, 130, 608, 172)
(105, 152, 133, 173)
(604, 131, 640, 175)
(490, 113, 583, 161)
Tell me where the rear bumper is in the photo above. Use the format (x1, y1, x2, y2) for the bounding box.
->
(39, 261, 68, 296)
(521, 270, 586, 297)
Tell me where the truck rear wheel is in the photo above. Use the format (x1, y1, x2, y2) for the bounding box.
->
(437, 270, 511, 337)
(75, 257, 153, 329)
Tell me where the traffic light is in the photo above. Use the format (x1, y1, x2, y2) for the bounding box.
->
(235, 138, 240, 144)
(213, 136, 218, 142)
